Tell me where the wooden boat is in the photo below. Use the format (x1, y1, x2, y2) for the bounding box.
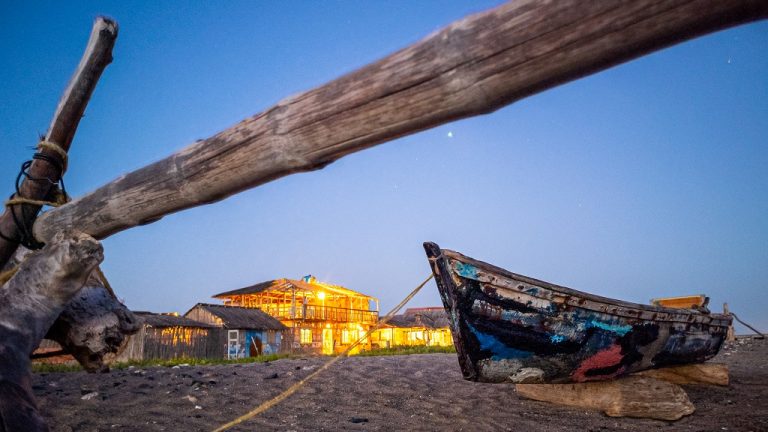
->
(423, 242, 732, 384)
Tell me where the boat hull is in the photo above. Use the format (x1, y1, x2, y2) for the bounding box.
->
(424, 242, 731, 384)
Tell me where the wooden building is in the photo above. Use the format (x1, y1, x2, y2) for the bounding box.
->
(185, 303, 287, 359)
(116, 312, 220, 361)
(213, 275, 379, 355)
(372, 307, 453, 349)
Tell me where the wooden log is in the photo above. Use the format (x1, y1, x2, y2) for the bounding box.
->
(0, 231, 103, 431)
(634, 363, 729, 386)
(44, 274, 141, 372)
(33, 0, 768, 243)
(0, 17, 117, 268)
(516, 376, 695, 421)
(4, 246, 141, 372)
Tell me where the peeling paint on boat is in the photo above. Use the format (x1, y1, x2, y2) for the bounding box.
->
(550, 334, 565, 343)
(424, 242, 732, 384)
(584, 318, 633, 336)
(469, 322, 533, 360)
(454, 262, 478, 279)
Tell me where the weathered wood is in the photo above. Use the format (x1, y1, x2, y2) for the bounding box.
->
(0, 17, 117, 267)
(33, 0, 768, 243)
(423, 242, 731, 383)
(44, 276, 141, 372)
(516, 376, 695, 421)
(0, 232, 103, 431)
(635, 363, 729, 386)
(724, 303, 736, 341)
(5, 246, 140, 372)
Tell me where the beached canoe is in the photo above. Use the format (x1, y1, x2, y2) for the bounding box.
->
(423, 242, 732, 384)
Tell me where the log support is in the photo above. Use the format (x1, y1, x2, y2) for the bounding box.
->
(515, 363, 729, 421)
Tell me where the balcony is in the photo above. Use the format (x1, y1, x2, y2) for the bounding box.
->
(259, 304, 378, 324)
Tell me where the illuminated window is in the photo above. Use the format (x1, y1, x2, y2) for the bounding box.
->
(300, 328, 312, 344)
(407, 330, 424, 342)
(341, 329, 350, 344)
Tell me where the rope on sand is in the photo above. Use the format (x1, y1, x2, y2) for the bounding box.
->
(212, 273, 435, 432)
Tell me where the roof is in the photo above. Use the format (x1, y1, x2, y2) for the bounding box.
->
(212, 276, 376, 300)
(134, 311, 214, 329)
(187, 303, 287, 330)
(383, 307, 451, 329)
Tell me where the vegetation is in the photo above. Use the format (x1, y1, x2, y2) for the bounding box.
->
(355, 345, 456, 357)
(32, 346, 456, 373)
(32, 353, 289, 373)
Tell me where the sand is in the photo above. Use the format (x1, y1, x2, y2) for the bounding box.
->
(34, 336, 766, 431)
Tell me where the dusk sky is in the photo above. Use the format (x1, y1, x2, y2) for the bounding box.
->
(2, 2, 766, 334)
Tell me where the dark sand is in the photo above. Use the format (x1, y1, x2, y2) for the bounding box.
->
(34, 336, 766, 431)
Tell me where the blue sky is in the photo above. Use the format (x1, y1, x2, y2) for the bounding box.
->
(1, 2, 766, 334)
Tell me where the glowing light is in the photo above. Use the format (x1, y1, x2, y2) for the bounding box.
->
(317, 292, 326, 300)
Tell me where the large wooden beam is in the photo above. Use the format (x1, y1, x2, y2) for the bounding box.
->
(0, 17, 117, 267)
(33, 0, 768, 243)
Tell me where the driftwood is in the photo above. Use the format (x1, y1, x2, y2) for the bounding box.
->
(5, 247, 140, 372)
(635, 363, 729, 386)
(32, 0, 768, 244)
(0, 16, 138, 372)
(0, 232, 103, 431)
(0, 17, 117, 267)
(516, 376, 695, 421)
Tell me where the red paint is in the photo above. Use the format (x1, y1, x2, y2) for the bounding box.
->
(572, 344, 625, 382)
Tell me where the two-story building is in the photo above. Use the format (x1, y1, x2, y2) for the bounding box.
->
(212, 275, 379, 355)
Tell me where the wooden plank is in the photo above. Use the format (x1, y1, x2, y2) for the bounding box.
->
(516, 376, 695, 421)
(32, 0, 768, 243)
(635, 363, 729, 386)
(0, 17, 117, 267)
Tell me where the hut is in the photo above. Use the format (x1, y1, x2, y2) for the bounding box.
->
(212, 275, 379, 355)
(116, 312, 218, 361)
(371, 307, 453, 349)
(185, 303, 287, 359)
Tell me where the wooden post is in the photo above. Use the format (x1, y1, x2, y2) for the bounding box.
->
(0, 17, 118, 268)
(32, 0, 768, 244)
(723, 303, 736, 341)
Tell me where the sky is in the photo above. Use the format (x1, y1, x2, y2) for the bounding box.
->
(1, 2, 766, 334)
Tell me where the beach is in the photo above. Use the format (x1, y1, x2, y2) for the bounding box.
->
(34, 336, 766, 431)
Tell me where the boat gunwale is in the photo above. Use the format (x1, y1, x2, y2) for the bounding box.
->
(440, 248, 731, 326)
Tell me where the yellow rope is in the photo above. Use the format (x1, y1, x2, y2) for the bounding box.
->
(4, 197, 63, 208)
(212, 273, 435, 432)
(0, 266, 18, 286)
(37, 140, 68, 172)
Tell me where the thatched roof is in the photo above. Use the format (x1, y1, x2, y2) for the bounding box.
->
(134, 311, 213, 329)
(384, 307, 451, 329)
(189, 303, 286, 330)
(212, 276, 376, 300)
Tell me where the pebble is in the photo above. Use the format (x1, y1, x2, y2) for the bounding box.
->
(81, 392, 99, 401)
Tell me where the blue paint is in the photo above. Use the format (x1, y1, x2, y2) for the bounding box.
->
(468, 323, 532, 360)
(550, 334, 565, 343)
(455, 262, 479, 279)
(586, 319, 632, 336)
